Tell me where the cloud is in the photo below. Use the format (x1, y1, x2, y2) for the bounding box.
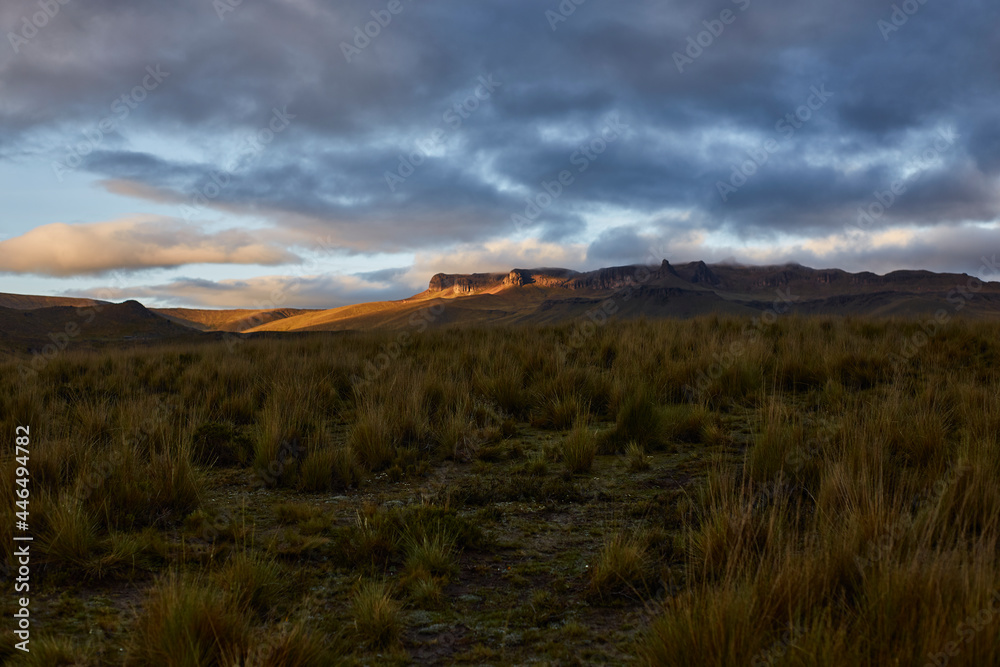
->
(2, 0, 1000, 298)
(586, 226, 652, 265)
(61, 223, 1000, 309)
(70, 272, 409, 310)
(0, 217, 299, 276)
(354, 266, 410, 283)
(410, 238, 588, 278)
(650, 222, 1000, 279)
(66, 239, 591, 308)
(98, 179, 187, 204)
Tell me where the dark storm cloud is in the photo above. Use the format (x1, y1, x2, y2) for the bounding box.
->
(2, 0, 998, 255)
(586, 226, 650, 265)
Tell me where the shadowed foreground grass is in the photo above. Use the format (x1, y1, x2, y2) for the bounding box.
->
(1, 316, 999, 664)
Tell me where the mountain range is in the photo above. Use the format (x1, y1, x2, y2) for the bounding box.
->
(4, 261, 1000, 346)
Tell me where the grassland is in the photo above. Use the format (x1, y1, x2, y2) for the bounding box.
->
(1, 316, 999, 665)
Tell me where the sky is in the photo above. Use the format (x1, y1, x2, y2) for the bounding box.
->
(1, 0, 998, 309)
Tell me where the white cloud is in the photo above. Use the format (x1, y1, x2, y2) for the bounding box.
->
(409, 238, 588, 279)
(72, 272, 407, 310)
(0, 216, 300, 276)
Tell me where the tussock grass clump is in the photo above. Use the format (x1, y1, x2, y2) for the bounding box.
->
(298, 445, 362, 492)
(404, 532, 457, 581)
(126, 572, 251, 666)
(398, 504, 484, 549)
(746, 398, 802, 483)
(245, 620, 332, 667)
(348, 406, 397, 472)
(341, 504, 399, 569)
(143, 452, 202, 522)
(474, 360, 528, 417)
(72, 395, 114, 443)
(402, 529, 456, 609)
(624, 441, 650, 472)
(434, 410, 479, 462)
(87, 530, 159, 579)
(30, 437, 83, 495)
(36, 494, 162, 576)
(191, 422, 250, 466)
(82, 443, 201, 530)
(274, 502, 322, 525)
(39, 497, 98, 569)
(636, 587, 761, 666)
(216, 551, 288, 618)
(835, 351, 891, 390)
(7, 635, 86, 667)
(351, 580, 402, 649)
(589, 532, 651, 601)
(561, 425, 597, 474)
(337, 502, 481, 574)
(660, 404, 711, 444)
(526, 589, 563, 627)
(600, 392, 664, 453)
(531, 395, 582, 430)
(776, 356, 827, 391)
(406, 573, 444, 609)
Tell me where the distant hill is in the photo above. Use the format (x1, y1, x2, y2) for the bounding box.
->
(0, 300, 198, 348)
(0, 293, 108, 310)
(3, 261, 1000, 346)
(153, 307, 317, 333)
(244, 261, 1000, 332)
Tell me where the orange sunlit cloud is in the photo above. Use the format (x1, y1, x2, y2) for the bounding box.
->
(0, 217, 300, 276)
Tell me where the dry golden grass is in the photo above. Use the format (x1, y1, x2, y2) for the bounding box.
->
(1, 316, 999, 663)
(561, 424, 597, 474)
(351, 580, 402, 649)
